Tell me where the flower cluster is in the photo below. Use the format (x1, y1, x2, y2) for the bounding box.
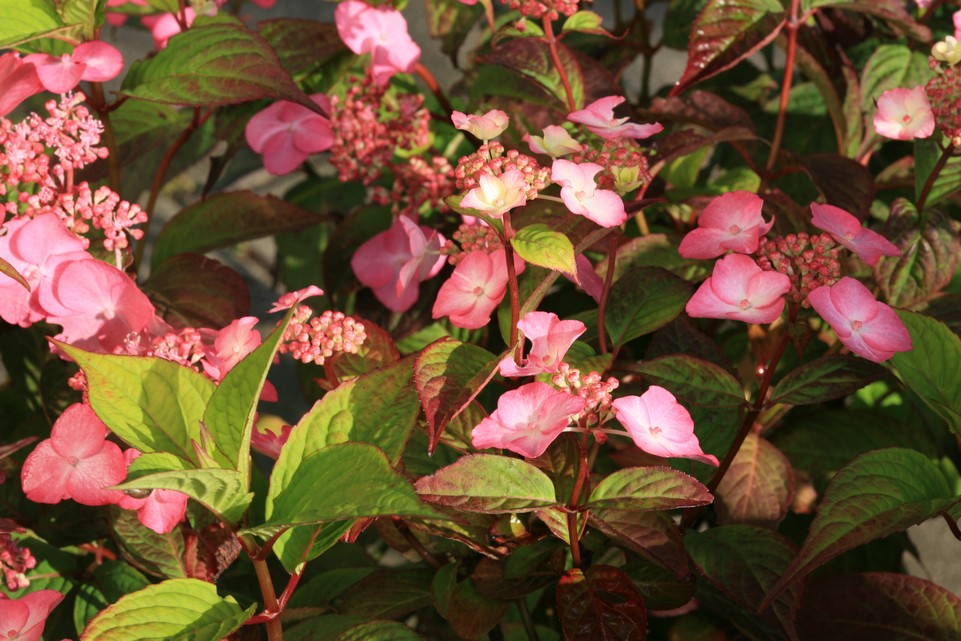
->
(0, 532, 36, 591)
(454, 141, 551, 200)
(551, 364, 620, 429)
(497, 0, 579, 21)
(278, 306, 368, 366)
(756, 232, 841, 305)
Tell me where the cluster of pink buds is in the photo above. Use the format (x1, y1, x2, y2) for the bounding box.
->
(144, 328, 207, 369)
(370, 155, 456, 217)
(278, 306, 367, 365)
(20, 93, 107, 172)
(454, 142, 550, 200)
(0, 532, 36, 590)
(569, 138, 651, 194)
(926, 61, 961, 142)
(45, 182, 147, 252)
(551, 363, 619, 430)
(756, 233, 842, 306)
(441, 221, 503, 264)
(498, 0, 579, 21)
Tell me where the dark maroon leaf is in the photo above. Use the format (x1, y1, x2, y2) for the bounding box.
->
(339, 569, 435, 619)
(624, 354, 747, 409)
(671, 0, 785, 96)
(182, 521, 241, 582)
(654, 127, 758, 167)
(482, 36, 584, 109)
(715, 434, 794, 527)
(811, 0, 930, 42)
(800, 154, 876, 220)
(588, 510, 690, 578)
(874, 201, 961, 308)
(442, 577, 511, 641)
(622, 559, 696, 611)
(413, 338, 500, 453)
(686, 525, 800, 641)
(649, 90, 755, 132)
(257, 18, 346, 77)
(769, 355, 888, 406)
(557, 565, 647, 641)
(142, 254, 250, 330)
(798, 573, 961, 640)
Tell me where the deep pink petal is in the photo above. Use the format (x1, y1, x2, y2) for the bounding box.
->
(20, 440, 73, 504)
(49, 403, 109, 459)
(472, 382, 585, 457)
(67, 441, 126, 506)
(260, 129, 307, 175)
(135, 489, 188, 533)
(73, 41, 124, 82)
(28, 53, 85, 93)
(0, 53, 44, 116)
(678, 227, 734, 260)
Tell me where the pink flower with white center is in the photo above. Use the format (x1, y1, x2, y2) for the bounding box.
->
(432, 248, 524, 329)
(0, 590, 64, 641)
(142, 9, 196, 49)
(873, 87, 935, 140)
(459, 169, 529, 217)
(25, 41, 123, 94)
(202, 316, 262, 381)
(810, 202, 899, 266)
(451, 109, 509, 141)
(245, 94, 334, 175)
(499, 311, 586, 377)
(38, 259, 156, 352)
(524, 125, 583, 157)
(0, 214, 92, 327)
(808, 277, 912, 362)
(269, 285, 325, 313)
(117, 449, 188, 534)
(335, 0, 421, 85)
(352, 215, 447, 312)
(0, 53, 43, 116)
(21, 403, 126, 506)
(551, 159, 627, 227)
(612, 386, 718, 465)
(686, 253, 792, 325)
(678, 191, 775, 260)
(472, 382, 586, 458)
(567, 95, 663, 141)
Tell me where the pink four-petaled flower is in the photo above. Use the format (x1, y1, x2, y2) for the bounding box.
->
(873, 87, 935, 141)
(551, 159, 627, 228)
(524, 125, 583, 157)
(25, 41, 123, 94)
(807, 277, 912, 362)
(612, 386, 718, 465)
(245, 94, 334, 175)
(432, 248, 523, 329)
(686, 253, 792, 325)
(809, 202, 899, 266)
(678, 191, 774, 260)
(499, 311, 587, 377)
(472, 382, 586, 458)
(0, 590, 64, 641)
(567, 96, 663, 141)
(335, 0, 421, 85)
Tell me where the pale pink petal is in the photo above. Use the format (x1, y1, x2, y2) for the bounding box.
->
(573, 253, 604, 302)
(567, 95, 662, 140)
(686, 254, 789, 324)
(260, 130, 307, 175)
(810, 202, 899, 266)
(612, 387, 717, 465)
(432, 249, 511, 329)
(26, 53, 85, 93)
(451, 109, 509, 140)
(49, 403, 108, 460)
(577, 188, 627, 227)
(525, 125, 582, 157)
(73, 41, 124, 82)
(269, 285, 324, 312)
(873, 87, 935, 140)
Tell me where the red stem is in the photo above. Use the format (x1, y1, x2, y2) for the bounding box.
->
(414, 62, 455, 120)
(566, 432, 591, 567)
(542, 17, 577, 112)
(502, 215, 522, 359)
(597, 233, 619, 356)
(765, 0, 800, 173)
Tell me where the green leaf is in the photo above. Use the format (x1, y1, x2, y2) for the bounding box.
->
(335, 621, 426, 641)
(425, 0, 482, 61)
(152, 191, 324, 269)
(663, 0, 709, 50)
(761, 448, 959, 609)
(686, 525, 800, 641)
(0, 0, 68, 49)
(915, 138, 961, 209)
(121, 23, 323, 113)
(261, 442, 442, 530)
(561, 10, 612, 36)
(56, 0, 105, 40)
(114, 468, 252, 525)
(585, 466, 713, 511)
(715, 434, 793, 527)
(81, 578, 255, 641)
(142, 254, 250, 330)
(891, 311, 961, 435)
(202, 307, 293, 476)
(770, 355, 887, 406)
(798, 572, 961, 640)
(482, 36, 584, 109)
(671, 0, 785, 96)
(557, 566, 647, 641)
(414, 338, 500, 453)
(604, 267, 693, 349)
(55, 342, 214, 464)
(74, 561, 150, 633)
(339, 569, 435, 620)
(875, 202, 960, 307)
(624, 354, 746, 409)
(859, 45, 931, 115)
(414, 454, 558, 513)
(109, 507, 188, 579)
(510, 224, 576, 276)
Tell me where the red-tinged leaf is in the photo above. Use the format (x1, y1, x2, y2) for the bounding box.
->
(800, 154, 876, 220)
(654, 126, 758, 167)
(624, 354, 747, 409)
(257, 18, 346, 77)
(339, 569, 435, 620)
(414, 455, 558, 514)
(182, 521, 241, 583)
(561, 10, 615, 37)
(439, 577, 511, 641)
(0, 256, 29, 291)
(142, 254, 250, 330)
(875, 202, 960, 308)
(797, 572, 961, 641)
(715, 434, 794, 527)
(481, 36, 585, 109)
(803, 0, 930, 42)
(588, 510, 690, 578)
(769, 355, 887, 406)
(585, 466, 713, 512)
(557, 565, 647, 641)
(649, 90, 755, 132)
(121, 23, 324, 114)
(670, 0, 785, 96)
(622, 559, 696, 611)
(761, 448, 959, 610)
(686, 525, 800, 641)
(152, 191, 324, 268)
(414, 338, 500, 453)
